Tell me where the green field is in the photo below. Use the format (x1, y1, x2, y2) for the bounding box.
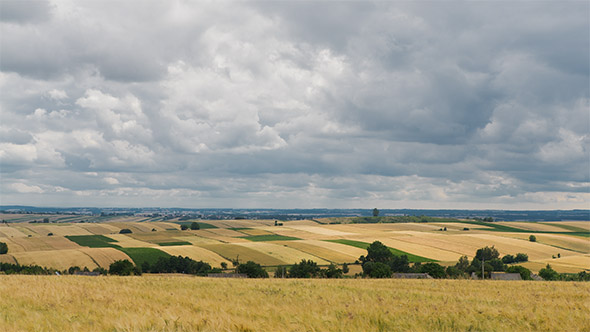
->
(64, 235, 120, 248)
(156, 241, 192, 246)
(116, 247, 171, 266)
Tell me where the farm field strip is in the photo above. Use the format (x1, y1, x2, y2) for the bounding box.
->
(500, 233, 590, 253)
(458, 233, 578, 259)
(1, 276, 588, 332)
(199, 243, 286, 266)
(155, 245, 230, 267)
(10, 249, 99, 270)
(356, 236, 463, 262)
(519, 260, 589, 274)
(234, 241, 330, 265)
(496, 222, 568, 232)
(543, 221, 590, 231)
(237, 228, 273, 236)
(0, 254, 17, 264)
(24, 225, 94, 237)
(79, 248, 132, 268)
(283, 225, 354, 236)
(279, 240, 365, 263)
(201, 228, 248, 237)
(105, 234, 156, 248)
(172, 235, 224, 245)
(79, 224, 120, 235)
(536, 254, 590, 269)
(0, 226, 28, 238)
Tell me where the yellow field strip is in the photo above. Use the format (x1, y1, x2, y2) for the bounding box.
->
(543, 221, 590, 231)
(279, 240, 365, 263)
(457, 234, 577, 260)
(79, 248, 132, 268)
(11, 249, 99, 270)
(0, 254, 17, 264)
(156, 245, 231, 267)
(0, 226, 28, 238)
(283, 225, 354, 237)
(354, 236, 463, 261)
(496, 222, 567, 232)
(500, 233, 590, 253)
(235, 242, 330, 265)
(199, 244, 286, 266)
(105, 234, 157, 248)
(172, 235, 223, 245)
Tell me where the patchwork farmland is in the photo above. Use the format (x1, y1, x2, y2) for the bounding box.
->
(0, 215, 588, 274)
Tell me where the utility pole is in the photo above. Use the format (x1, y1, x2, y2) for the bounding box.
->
(482, 258, 485, 280)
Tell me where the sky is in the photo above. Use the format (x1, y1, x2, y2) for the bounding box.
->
(0, 1, 588, 209)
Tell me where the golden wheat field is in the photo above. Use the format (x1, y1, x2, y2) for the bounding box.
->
(0, 275, 588, 332)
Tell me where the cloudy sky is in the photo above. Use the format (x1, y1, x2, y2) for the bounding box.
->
(1, 1, 588, 209)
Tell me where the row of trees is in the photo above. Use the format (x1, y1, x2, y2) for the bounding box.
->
(0, 241, 7, 254)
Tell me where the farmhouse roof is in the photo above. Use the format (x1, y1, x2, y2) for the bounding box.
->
(490, 272, 522, 280)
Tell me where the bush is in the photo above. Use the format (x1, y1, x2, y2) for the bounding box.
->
(47, 232, 53, 236)
(190, 222, 200, 230)
(529, 235, 536, 242)
(119, 228, 132, 234)
(342, 263, 349, 274)
(506, 265, 532, 280)
(514, 253, 528, 263)
(539, 264, 559, 281)
(501, 254, 515, 264)
(288, 259, 322, 278)
(109, 259, 140, 276)
(0, 242, 7, 254)
(363, 262, 392, 278)
(236, 261, 268, 278)
(445, 266, 464, 278)
(324, 264, 343, 278)
(418, 262, 446, 278)
(180, 225, 188, 230)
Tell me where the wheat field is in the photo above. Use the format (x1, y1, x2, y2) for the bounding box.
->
(0, 275, 588, 332)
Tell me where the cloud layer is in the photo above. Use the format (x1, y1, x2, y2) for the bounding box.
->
(1, 1, 588, 209)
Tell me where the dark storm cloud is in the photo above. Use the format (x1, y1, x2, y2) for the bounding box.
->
(0, 1, 588, 208)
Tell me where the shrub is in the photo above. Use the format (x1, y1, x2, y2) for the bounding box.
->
(109, 259, 140, 276)
(539, 264, 559, 281)
(342, 263, 349, 274)
(47, 233, 54, 236)
(501, 254, 515, 264)
(418, 262, 447, 278)
(445, 266, 464, 279)
(0, 242, 8, 254)
(529, 235, 536, 242)
(190, 222, 200, 230)
(288, 259, 322, 278)
(180, 225, 188, 230)
(514, 253, 528, 262)
(506, 265, 532, 280)
(119, 228, 132, 234)
(324, 264, 343, 278)
(363, 262, 392, 278)
(236, 261, 268, 278)
(475, 246, 500, 261)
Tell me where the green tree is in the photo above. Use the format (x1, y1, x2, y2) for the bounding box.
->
(274, 266, 287, 278)
(342, 263, 349, 274)
(180, 225, 188, 230)
(190, 222, 200, 230)
(529, 235, 536, 242)
(363, 262, 392, 278)
(538, 264, 560, 281)
(372, 208, 380, 217)
(0, 242, 8, 254)
(109, 259, 139, 276)
(236, 261, 268, 278)
(514, 253, 528, 262)
(324, 264, 343, 278)
(288, 259, 322, 278)
(475, 246, 500, 261)
(501, 254, 515, 264)
(364, 241, 393, 263)
(119, 228, 132, 234)
(418, 262, 446, 278)
(455, 255, 470, 272)
(445, 266, 463, 278)
(505, 265, 532, 280)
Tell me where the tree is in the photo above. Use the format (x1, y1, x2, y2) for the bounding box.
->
(445, 266, 463, 278)
(324, 264, 343, 278)
(236, 261, 268, 278)
(455, 255, 470, 272)
(342, 263, 349, 274)
(363, 262, 392, 278)
(274, 266, 287, 278)
(288, 259, 322, 278)
(119, 228, 132, 234)
(538, 264, 559, 281)
(418, 262, 446, 278)
(0, 242, 8, 254)
(475, 246, 500, 261)
(529, 235, 536, 242)
(190, 222, 200, 230)
(514, 253, 528, 262)
(488, 258, 506, 272)
(372, 208, 380, 217)
(109, 259, 139, 276)
(220, 262, 227, 269)
(364, 241, 393, 263)
(505, 265, 532, 280)
(180, 225, 188, 230)
(501, 254, 515, 264)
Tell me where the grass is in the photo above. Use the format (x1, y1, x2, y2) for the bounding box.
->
(325, 239, 436, 263)
(242, 234, 301, 242)
(156, 241, 192, 246)
(116, 247, 171, 266)
(0, 276, 588, 332)
(65, 235, 120, 248)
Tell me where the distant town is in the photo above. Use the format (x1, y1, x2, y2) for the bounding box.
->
(1, 206, 588, 222)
